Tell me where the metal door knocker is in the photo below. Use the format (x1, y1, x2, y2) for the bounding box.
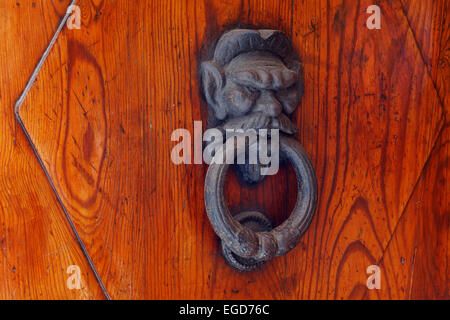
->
(201, 29, 317, 271)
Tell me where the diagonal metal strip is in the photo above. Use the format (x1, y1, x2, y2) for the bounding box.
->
(14, 0, 111, 300)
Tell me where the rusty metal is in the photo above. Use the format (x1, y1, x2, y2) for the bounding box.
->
(201, 29, 317, 271)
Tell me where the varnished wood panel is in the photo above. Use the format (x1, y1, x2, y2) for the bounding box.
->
(279, 0, 445, 299)
(378, 0, 449, 299)
(379, 123, 449, 299)
(401, 0, 449, 108)
(15, 0, 447, 299)
(0, 0, 105, 300)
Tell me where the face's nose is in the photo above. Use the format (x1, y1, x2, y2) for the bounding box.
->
(253, 90, 283, 118)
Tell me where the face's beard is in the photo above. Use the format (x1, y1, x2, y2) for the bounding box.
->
(219, 112, 298, 135)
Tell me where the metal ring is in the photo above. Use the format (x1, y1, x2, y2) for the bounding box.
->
(221, 211, 274, 271)
(204, 135, 317, 263)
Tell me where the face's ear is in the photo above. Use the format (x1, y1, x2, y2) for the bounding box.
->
(201, 61, 227, 120)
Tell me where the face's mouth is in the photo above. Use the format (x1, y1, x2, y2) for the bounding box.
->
(219, 112, 298, 135)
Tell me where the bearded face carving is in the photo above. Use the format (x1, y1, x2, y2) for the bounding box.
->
(201, 30, 317, 271)
(200, 29, 303, 183)
(201, 29, 303, 135)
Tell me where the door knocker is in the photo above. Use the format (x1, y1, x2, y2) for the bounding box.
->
(201, 29, 317, 271)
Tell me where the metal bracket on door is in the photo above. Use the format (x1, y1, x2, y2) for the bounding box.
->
(200, 29, 318, 271)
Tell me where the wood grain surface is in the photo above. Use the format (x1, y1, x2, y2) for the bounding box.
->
(380, 0, 449, 299)
(0, 0, 105, 300)
(3, 0, 449, 299)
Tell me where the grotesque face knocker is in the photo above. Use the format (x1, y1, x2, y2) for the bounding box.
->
(201, 29, 317, 271)
(201, 29, 303, 183)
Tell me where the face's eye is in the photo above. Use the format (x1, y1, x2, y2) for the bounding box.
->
(227, 85, 259, 116)
(242, 86, 258, 97)
(276, 84, 300, 114)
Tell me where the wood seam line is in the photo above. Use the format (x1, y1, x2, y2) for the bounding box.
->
(13, 0, 111, 300)
(380, 0, 448, 248)
(376, 122, 448, 273)
(398, 0, 446, 110)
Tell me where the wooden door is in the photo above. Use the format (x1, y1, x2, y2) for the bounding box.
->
(1, 0, 448, 299)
